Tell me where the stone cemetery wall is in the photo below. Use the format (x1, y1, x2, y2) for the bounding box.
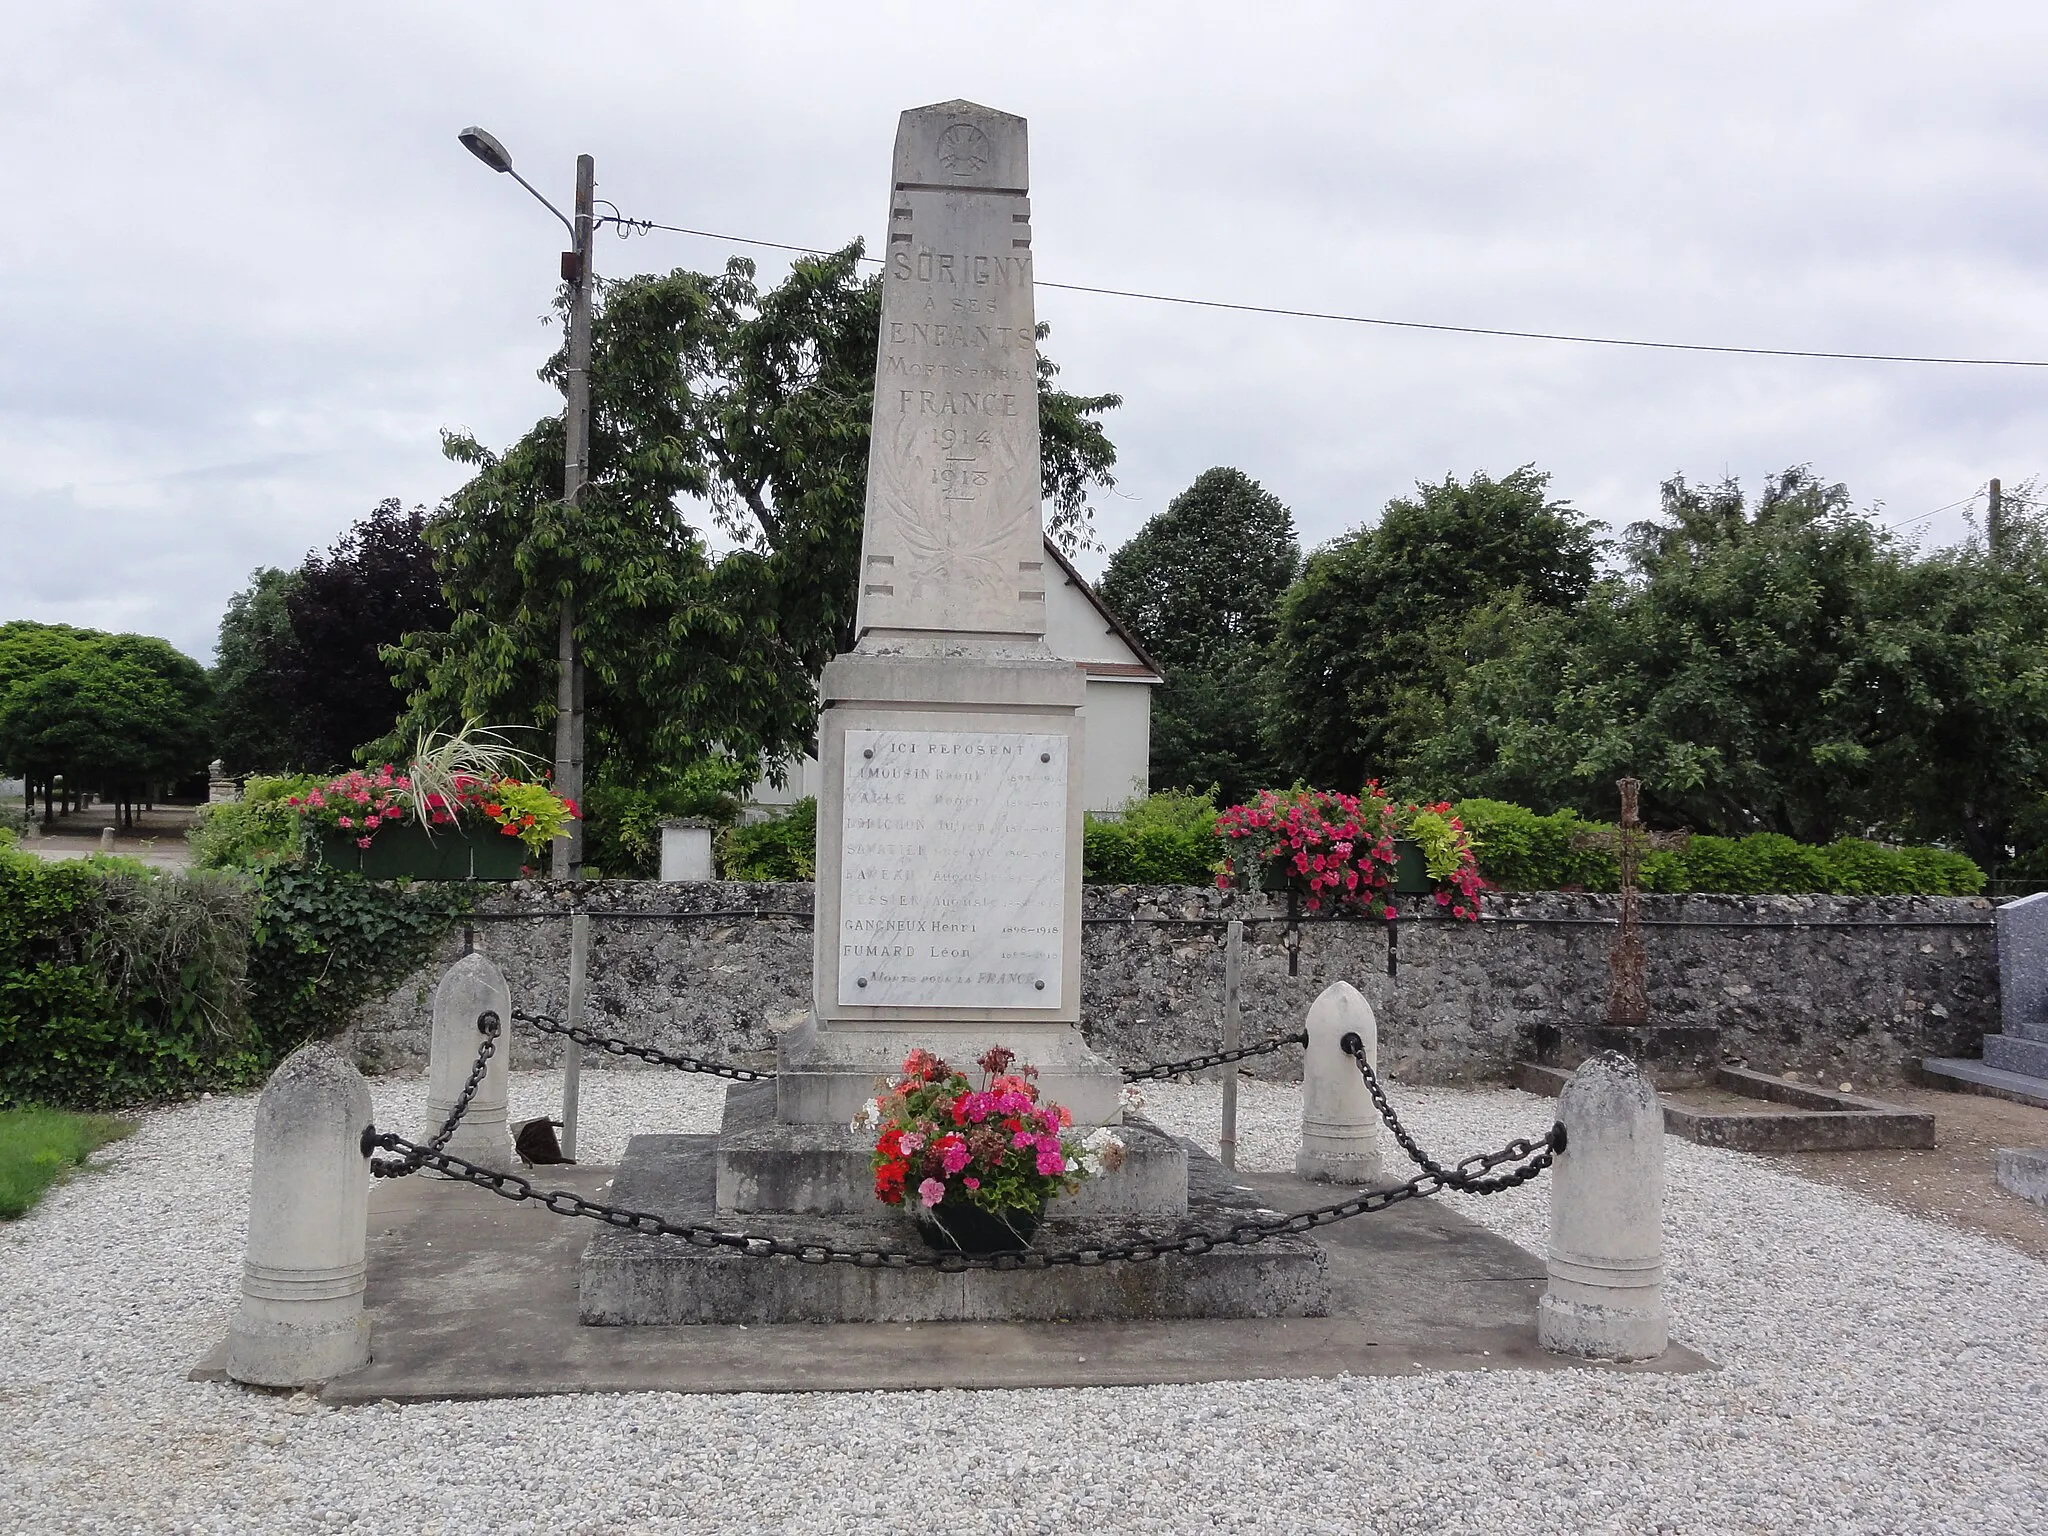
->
(341, 882, 1997, 1085)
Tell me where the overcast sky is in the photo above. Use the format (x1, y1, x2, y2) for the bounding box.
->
(5, 3, 2046, 664)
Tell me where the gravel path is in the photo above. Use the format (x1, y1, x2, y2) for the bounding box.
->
(3, 1069, 2044, 1534)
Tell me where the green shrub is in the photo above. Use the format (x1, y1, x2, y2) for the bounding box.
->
(187, 775, 320, 872)
(0, 847, 262, 1108)
(1083, 790, 1220, 885)
(1453, 799, 1618, 890)
(719, 799, 817, 882)
(584, 759, 751, 878)
(1453, 797, 1984, 896)
(0, 1107, 135, 1219)
(0, 843, 473, 1108)
(244, 862, 475, 1058)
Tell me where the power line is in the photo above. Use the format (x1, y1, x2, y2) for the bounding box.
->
(606, 216, 2048, 371)
(1885, 488, 1983, 534)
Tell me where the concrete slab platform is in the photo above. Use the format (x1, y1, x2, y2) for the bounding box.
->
(1517, 1061, 1935, 1152)
(586, 1133, 1322, 1324)
(192, 1161, 1711, 1399)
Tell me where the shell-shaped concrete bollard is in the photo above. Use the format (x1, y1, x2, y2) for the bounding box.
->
(1296, 981, 1384, 1185)
(226, 1042, 373, 1387)
(422, 949, 514, 1169)
(1538, 1050, 1668, 1361)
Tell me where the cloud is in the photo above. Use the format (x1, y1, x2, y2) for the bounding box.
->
(3, 0, 2045, 651)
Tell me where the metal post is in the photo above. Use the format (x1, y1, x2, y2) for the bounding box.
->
(1219, 917, 1243, 1171)
(1989, 476, 2005, 557)
(556, 152, 595, 1158)
(561, 905, 590, 1158)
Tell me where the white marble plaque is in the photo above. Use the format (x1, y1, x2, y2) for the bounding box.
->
(838, 728, 1066, 1008)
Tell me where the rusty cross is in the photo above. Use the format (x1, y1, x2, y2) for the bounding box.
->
(1574, 778, 1689, 1028)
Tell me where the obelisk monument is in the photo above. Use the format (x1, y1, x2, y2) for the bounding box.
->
(773, 100, 1125, 1132)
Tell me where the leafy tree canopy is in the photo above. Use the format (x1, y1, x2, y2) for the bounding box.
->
(1098, 467, 1300, 802)
(212, 566, 301, 773)
(1264, 466, 1600, 791)
(388, 246, 1119, 789)
(0, 625, 211, 795)
(212, 502, 449, 772)
(1399, 467, 2048, 873)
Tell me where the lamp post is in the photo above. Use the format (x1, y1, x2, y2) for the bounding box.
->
(460, 126, 594, 1156)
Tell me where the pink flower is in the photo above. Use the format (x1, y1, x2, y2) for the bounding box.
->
(963, 1177, 979, 1190)
(899, 1131, 925, 1154)
(364, 815, 380, 829)
(356, 836, 372, 849)
(1035, 1148, 1067, 1177)
(1382, 905, 1397, 920)
(917, 1178, 946, 1208)
(940, 1140, 971, 1175)
(337, 815, 353, 828)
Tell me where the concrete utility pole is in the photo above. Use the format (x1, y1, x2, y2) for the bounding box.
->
(458, 127, 596, 1157)
(1989, 477, 2005, 558)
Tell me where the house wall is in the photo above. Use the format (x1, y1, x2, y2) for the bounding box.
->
(1081, 679, 1151, 813)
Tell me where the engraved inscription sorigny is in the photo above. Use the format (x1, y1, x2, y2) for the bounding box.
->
(857, 109, 1042, 638)
(838, 728, 1066, 1010)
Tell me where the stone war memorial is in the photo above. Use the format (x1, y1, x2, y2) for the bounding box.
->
(205, 100, 1697, 1398)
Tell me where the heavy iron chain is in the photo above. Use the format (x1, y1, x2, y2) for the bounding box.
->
(1121, 1031, 1309, 1082)
(507, 1009, 1304, 1087)
(1338, 1030, 1565, 1192)
(355, 1116, 1564, 1270)
(372, 1011, 499, 1179)
(511, 1009, 775, 1083)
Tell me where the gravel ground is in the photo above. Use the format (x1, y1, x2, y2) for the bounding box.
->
(3, 1068, 2044, 1535)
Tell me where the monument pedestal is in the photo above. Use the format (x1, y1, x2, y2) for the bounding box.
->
(715, 1079, 1188, 1219)
(581, 1132, 1327, 1325)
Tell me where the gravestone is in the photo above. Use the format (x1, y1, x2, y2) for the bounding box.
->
(1922, 889, 2048, 1104)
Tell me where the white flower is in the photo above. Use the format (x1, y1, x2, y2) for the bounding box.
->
(1119, 1084, 1146, 1116)
(1082, 1126, 1128, 1172)
(849, 1097, 883, 1134)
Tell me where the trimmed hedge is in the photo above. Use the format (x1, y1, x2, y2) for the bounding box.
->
(0, 845, 470, 1109)
(1454, 799, 1984, 896)
(1082, 789, 1220, 886)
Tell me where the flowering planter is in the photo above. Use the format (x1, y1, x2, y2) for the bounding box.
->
(317, 824, 529, 882)
(912, 1198, 1042, 1254)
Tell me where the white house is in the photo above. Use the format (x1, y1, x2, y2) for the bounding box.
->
(751, 535, 1164, 815)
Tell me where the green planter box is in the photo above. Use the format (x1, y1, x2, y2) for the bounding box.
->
(317, 824, 529, 881)
(1391, 837, 1435, 895)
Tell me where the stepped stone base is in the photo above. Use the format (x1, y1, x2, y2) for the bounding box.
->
(771, 1014, 1127, 1129)
(1515, 1062, 1934, 1152)
(580, 1134, 1327, 1325)
(1983, 1033, 2048, 1079)
(1920, 1057, 2048, 1111)
(715, 1081, 1188, 1220)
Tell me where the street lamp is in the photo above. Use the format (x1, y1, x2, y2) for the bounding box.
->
(461, 125, 594, 1156)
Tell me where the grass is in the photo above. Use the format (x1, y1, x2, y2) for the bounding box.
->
(0, 1108, 137, 1219)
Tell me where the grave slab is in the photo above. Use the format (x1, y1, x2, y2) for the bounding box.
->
(191, 1162, 1711, 1399)
(1515, 1062, 1935, 1151)
(1994, 1147, 2048, 1208)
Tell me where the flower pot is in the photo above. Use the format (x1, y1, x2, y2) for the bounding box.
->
(318, 823, 529, 882)
(1391, 837, 1435, 895)
(912, 1196, 1042, 1254)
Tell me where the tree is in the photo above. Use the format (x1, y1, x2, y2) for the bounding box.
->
(211, 503, 451, 772)
(1264, 466, 1599, 792)
(1401, 466, 2048, 874)
(211, 567, 301, 773)
(0, 630, 211, 823)
(1097, 467, 1299, 802)
(388, 246, 1121, 789)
